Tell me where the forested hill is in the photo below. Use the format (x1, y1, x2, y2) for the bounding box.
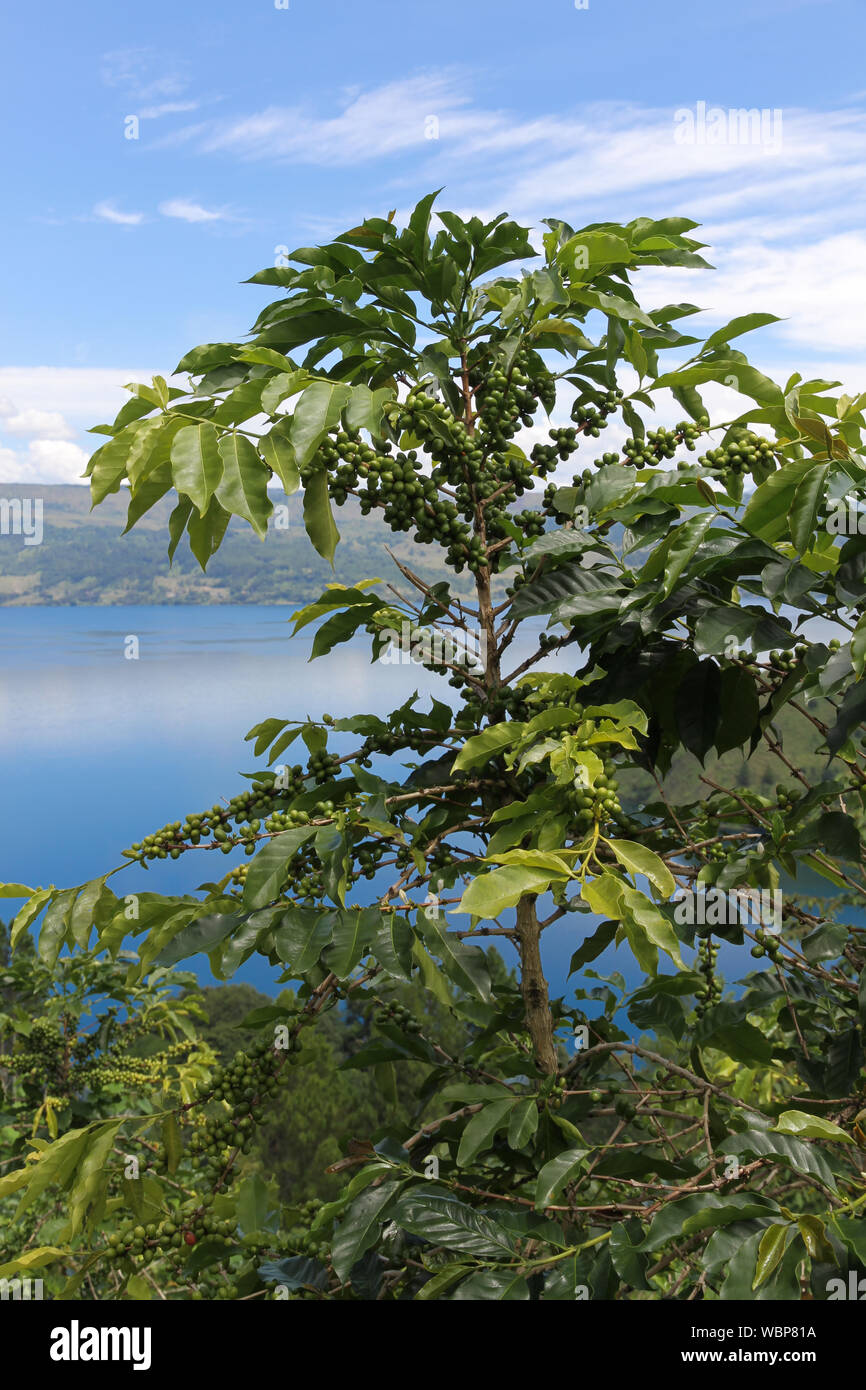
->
(0, 483, 484, 606)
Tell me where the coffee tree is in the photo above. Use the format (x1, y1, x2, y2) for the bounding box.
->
(0, 926, 219, 1297)
(4, 194, 866, 1299)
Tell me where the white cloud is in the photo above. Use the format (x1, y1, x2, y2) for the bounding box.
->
(0, 408, 74, 439)
(158, 198, 231, 223)
(0, 369, 159, 482)
(634, 231, 866, 359)
(94, 201, 145, 227)
(0, 439, 90, 485)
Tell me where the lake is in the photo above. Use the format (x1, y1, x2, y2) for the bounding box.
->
(0, 604, 783, 1014)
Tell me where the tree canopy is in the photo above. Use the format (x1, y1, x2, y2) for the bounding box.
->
(3, 194, 866, 1301)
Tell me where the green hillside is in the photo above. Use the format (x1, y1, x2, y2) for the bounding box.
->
(0, 484, 482, 606)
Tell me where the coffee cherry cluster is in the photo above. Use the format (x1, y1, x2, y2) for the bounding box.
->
(546, 1078, 568, 1110)
(750, 927, 783, 962)
(566, 762, 622, 832)
(263, 806, 313, 835)
(307, 750, 342, 784)
(273, 1199, 330, 1271)
(694, 937, 722, 1017)
(566, 420, 705, 499)
(698, 430, 775, 479)
(6, 1014, 199, 1098)
(376, 996, 422, 1034)
(319, 412, 481, 574)
(124, 765, 342, 866)
(105, 1196, 235, 1263)
(187, 1037, 296, 1181)
(773, 783, 800, 814)
(531, 392, 620, 478)
(452, 682, 529, 723)
(769, 647, 805, 672)
(622, 422, 700, 468)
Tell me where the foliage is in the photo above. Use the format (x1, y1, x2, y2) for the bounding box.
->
(4, 195, 866, 1300)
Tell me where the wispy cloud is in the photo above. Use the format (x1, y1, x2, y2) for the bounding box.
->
(100, 46, 190, 102)
(94, 201, 145, 227)
(158, 198, 233, 224)
(139, 100, 199, 120)
(168, 73, 866, 364)
(164, 73, 481, 162)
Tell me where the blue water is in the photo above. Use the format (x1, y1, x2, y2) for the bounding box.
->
(0, 605, 806, 1013)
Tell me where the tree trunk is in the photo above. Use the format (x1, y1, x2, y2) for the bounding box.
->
(515, 895, 558, 1074)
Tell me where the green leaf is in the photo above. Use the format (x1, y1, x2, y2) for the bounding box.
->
(640, 513, 713, 597)
(742, 458, 818, 542)
(507, 1097, 539, 1150)
(37, 888, 77, 968)
(451, 1270, 530, 1300)
(457, 1099, 515, 1165)
(170, 422, 224, 515)
(215, 432, 272, 538)
(715, 667, 760, 754)
(345, 384, 394, 437)
(236, 1173, 275, 1235)
(788, 464, 829, 553)
(260, 425, 300, 494)
(581, 873, 625, 919)
(609, 1220, 650, 1290)
(417, 906, 491, 1002)
(187, 495, 232, 571)
(152, 911, 241, 968)
(621, 886, 684, 971)
(290, 379, 353, 466)
(452, 723, 520, 772)
(392, 1191, 517, 1258)
(753, 1223, 789, 1289)
(331, 1180, 404, 1282)
(535, 1148, 590, 1209)
(852, 613, 866, 678)
(678, 1194, 782, 1236)
(457, 864, 562, 920)
(273, 907, 335, 974)
(303, 469, 340, 564)
(605, 839, 675, 898)
(324, 908, 370, 978)
(773, 1109, 853, 1142)
(162, 1114, 182, 1175)
(0, 1246, 68, 1279)
(372, 912, 413, 980)
(167, 496, 193, 561)
(242, 827, 316, 910)
(700, 312, 781, 354)
(693, 1001, 776, 1065)
(796, 1214, 834, 1262)
(720, 1228, 800, 1300)
(415, 1263, 473, 1301)
(719, 1128, 837, 1191)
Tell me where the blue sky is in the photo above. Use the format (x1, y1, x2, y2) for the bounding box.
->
(1, 0, 864, 482)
